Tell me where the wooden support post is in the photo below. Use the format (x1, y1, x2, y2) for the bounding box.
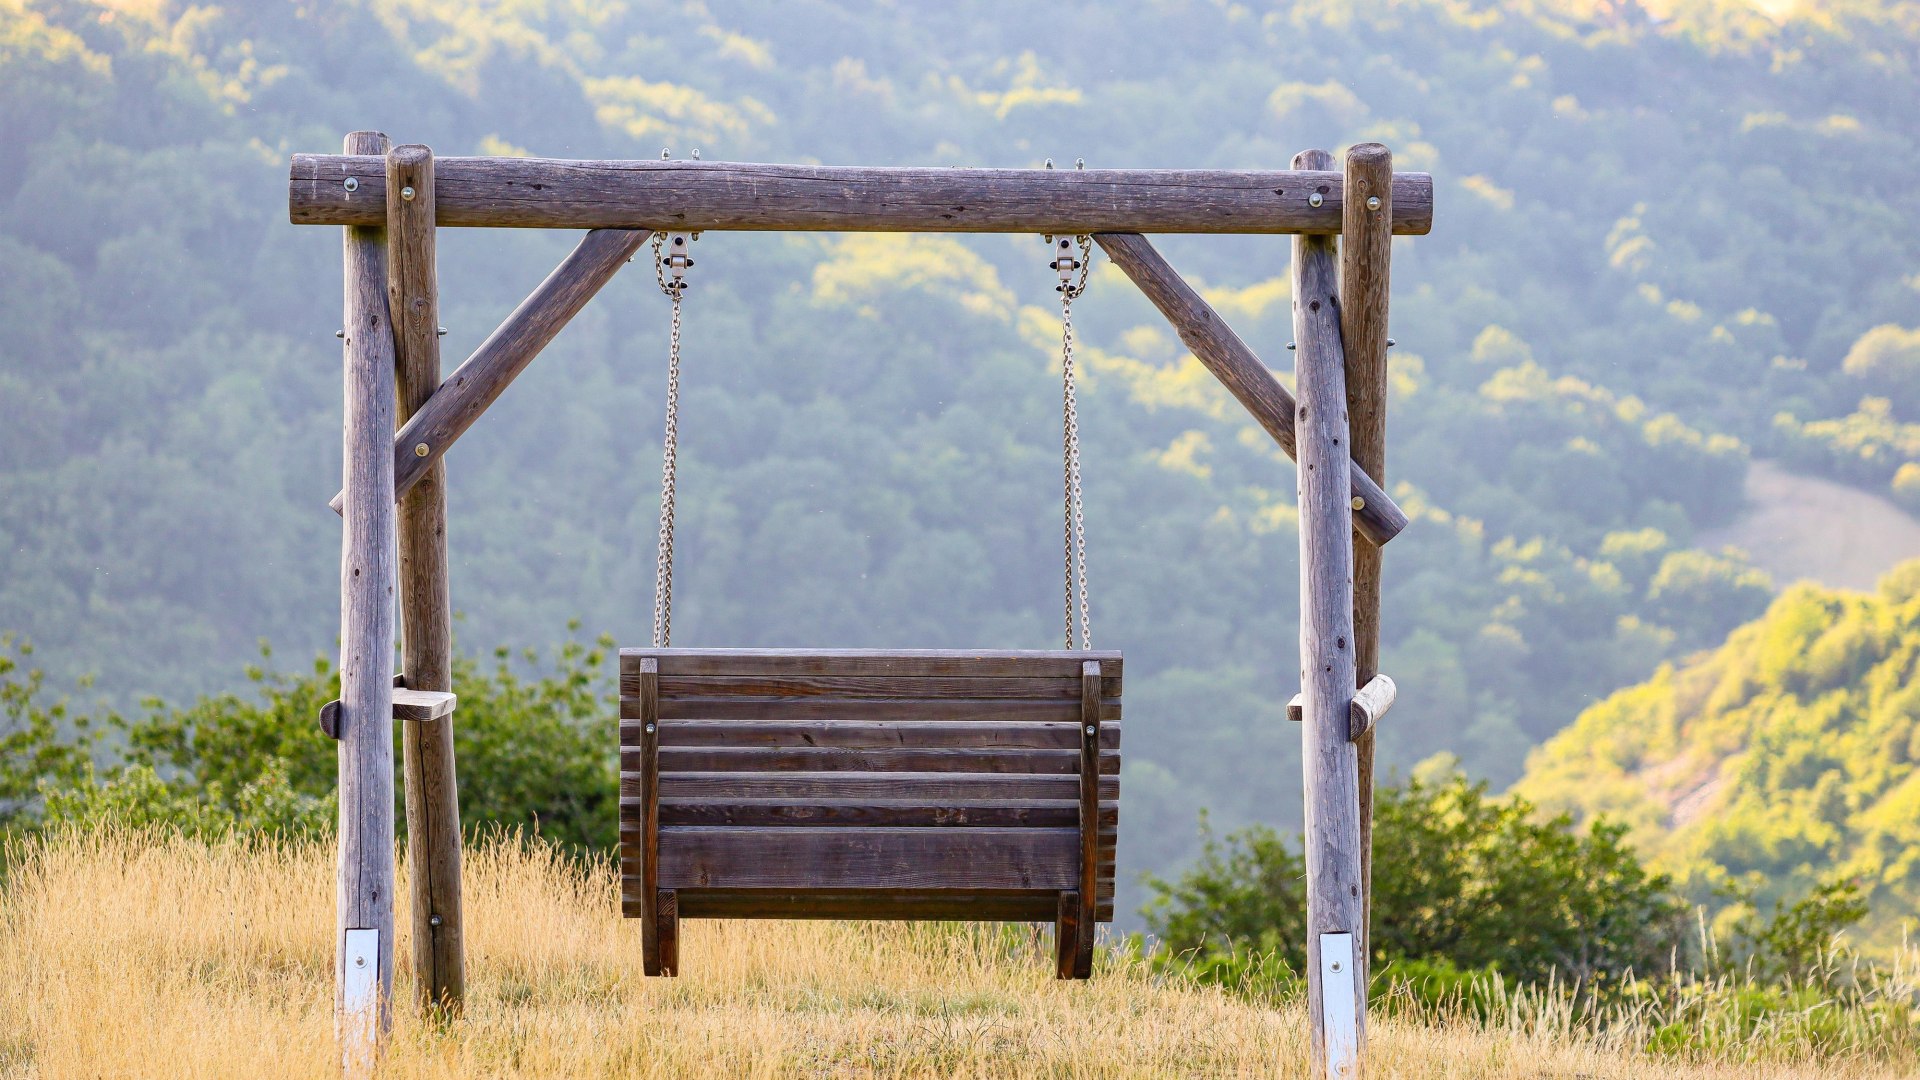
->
(1072, 659, 1101, 979)
(1340, 144, 1395, 985)
(1093, 233, 1407, 546)
(328, 227, 651, 514)
(636, 658, 666, 977)
(386, 143, 465, 1014)
(336, 129, 397, 1076)
(1293, 147, 1366, 1078)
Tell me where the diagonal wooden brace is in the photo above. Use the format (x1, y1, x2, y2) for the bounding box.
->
(1093, 232, 1407, 545)
(330, 228, 651, 514)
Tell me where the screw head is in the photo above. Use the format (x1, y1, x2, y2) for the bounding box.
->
(354, 955, 366, 968)
(1308, 192, 1323, 207)
(1351, 496, 1365, 511)
(401, 185, 416, 201)
(1366, 195, 1382, 211)
(343, 176, 359, 193)
(1330, 960, 1342, 972)
(414, 442, 430, 458)
(429, 914, 443, 928)
(1085, 725, 1097, 735)
(644, 723, 656, 734)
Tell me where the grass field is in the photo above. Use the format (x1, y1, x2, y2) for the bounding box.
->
(0, 830, 1909, 1079)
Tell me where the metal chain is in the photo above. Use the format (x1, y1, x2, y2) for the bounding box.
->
(651, 232, 691, 648)
(1054, 234, 1094, 650)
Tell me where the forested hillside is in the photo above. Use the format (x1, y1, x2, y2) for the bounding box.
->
(1517, 560, 1920, 954)
(3, 0, 1919, 899)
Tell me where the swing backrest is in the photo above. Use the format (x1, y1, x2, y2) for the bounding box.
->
(620, 648, 1121, 922)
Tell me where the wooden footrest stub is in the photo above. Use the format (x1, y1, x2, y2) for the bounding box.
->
(318, 689, 457, 739)
(1285, 673, 1396, 741)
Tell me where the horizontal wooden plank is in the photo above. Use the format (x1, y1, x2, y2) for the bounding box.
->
(630, 746, 1120, 775)
(629, 718, 1121, 750)
(634, 696, 1120, 722)
(289, 156, 1435, 235)
(660, 890, 1114, 922)
(621, 648, 1122, 680)
(638, 798, 1120, 831)
(390, 688, 456, 722)
(627, 772, 1119, 801)
(656, 827, 1078, 890)
(643, 674, 1123, 701)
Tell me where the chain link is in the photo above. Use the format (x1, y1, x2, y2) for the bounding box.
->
(651, 233, 688, 648)
(1056, 234, 1093, 650)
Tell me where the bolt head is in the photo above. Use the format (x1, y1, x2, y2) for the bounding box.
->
(354, 955, 366, 968)
(342, 176, 359, 193)
(1308, 192, 1324, 208)
(645, 722, 656, 734)
(429, 914, 443, 928)
(1330, 960, 1342, 972)
(1366, 195, 1382, 211)
(414, 442, 430, 458)
(1351, 496, 1365, 511)
(1085, 725, 1097, 736)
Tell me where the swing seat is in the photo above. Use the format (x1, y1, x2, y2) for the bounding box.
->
(620, 648, 1122, 979)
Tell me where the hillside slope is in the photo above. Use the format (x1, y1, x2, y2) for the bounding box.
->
(1515, 561, 1920, 951)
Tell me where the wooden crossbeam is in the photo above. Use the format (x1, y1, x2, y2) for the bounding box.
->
(329, 228, 649, 514)
(1093, 233, 1407, 545)
(318, 689, 456, 738)
(289, 157, 1434, 235)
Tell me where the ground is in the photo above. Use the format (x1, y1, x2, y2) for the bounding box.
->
(0, 830, 1906, 1078)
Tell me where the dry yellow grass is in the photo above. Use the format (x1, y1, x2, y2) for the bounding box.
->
(0, 829, 1906, 1079)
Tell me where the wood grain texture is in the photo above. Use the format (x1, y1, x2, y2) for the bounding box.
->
(386, 142, 466, 1014)
(1093, 233, 1406, 546)
(623, 648, 1123, 680)
(641, 696, 1120, 722)
(655, 890, 678, 977)
(651, 674, 1123, 701)
(1293, 147, 1367, 1072)
(668, 890, 1113, 922)
(290, 156, 1435, 235)
(656, 827, 1080, 890)
(327, 227, 649, 514)
(1348, 674, 1396, 741)
(1056, 891, 1082, 979)
(335, 129, 396, 1045)
(633, 718, 1121, 750)
(636, 745, 1121, 775)
(639, 659, 663, 977)
(1343, 145, 1395, 1002)
(648, 798, 1120, 830)
(1076, 661, 1101, 979)
(630, 772, 1120, 801)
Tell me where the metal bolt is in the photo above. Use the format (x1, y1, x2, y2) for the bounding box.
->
(335, 330, 345, 339)
(343, 177, 359, 193)
(414, 442, 430, 458)
(660, 147, 671, 159)
(1330, 960, 1342, 972)
(401, 185, 416, 201)
(1387, 338, 1397, 347)
(1287, 341, 1297, 350)
(1366, 195, 1381, 211)
(437, 326, 448, 337)
(1075, 158, 1085, 170)
(645, 723, 656, 734)
(1351, 496, 1365, 511)
(354, 955, 366, 968)
(691, 148, 701, 160)
(429, 914, 443, 928)
(1044, 158, 1054, 169)
(1308, 192, 1323, 207)
(1085, 725, 1097, 735)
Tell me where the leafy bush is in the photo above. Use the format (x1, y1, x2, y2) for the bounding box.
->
(1144, 774, 1684, 987)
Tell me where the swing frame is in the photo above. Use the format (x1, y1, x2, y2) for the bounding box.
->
(298, 135, 1423, 1077)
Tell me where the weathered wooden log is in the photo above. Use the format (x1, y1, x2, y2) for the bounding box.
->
(1348, 675, 1396, 742)
(289, 156, 1435, 236)
(1342, 143, 1395, 988)
(1093, 233, 1407, 546)
(384, 143, 466, 1015)
(336, 129, 396, 1077)
(328, 227, 650, 514)
(319, 689, 455, 736)
(1293, 147, 1367, 1078)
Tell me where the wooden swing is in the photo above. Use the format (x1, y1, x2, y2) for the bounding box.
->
(620, 233, 1120, 979)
